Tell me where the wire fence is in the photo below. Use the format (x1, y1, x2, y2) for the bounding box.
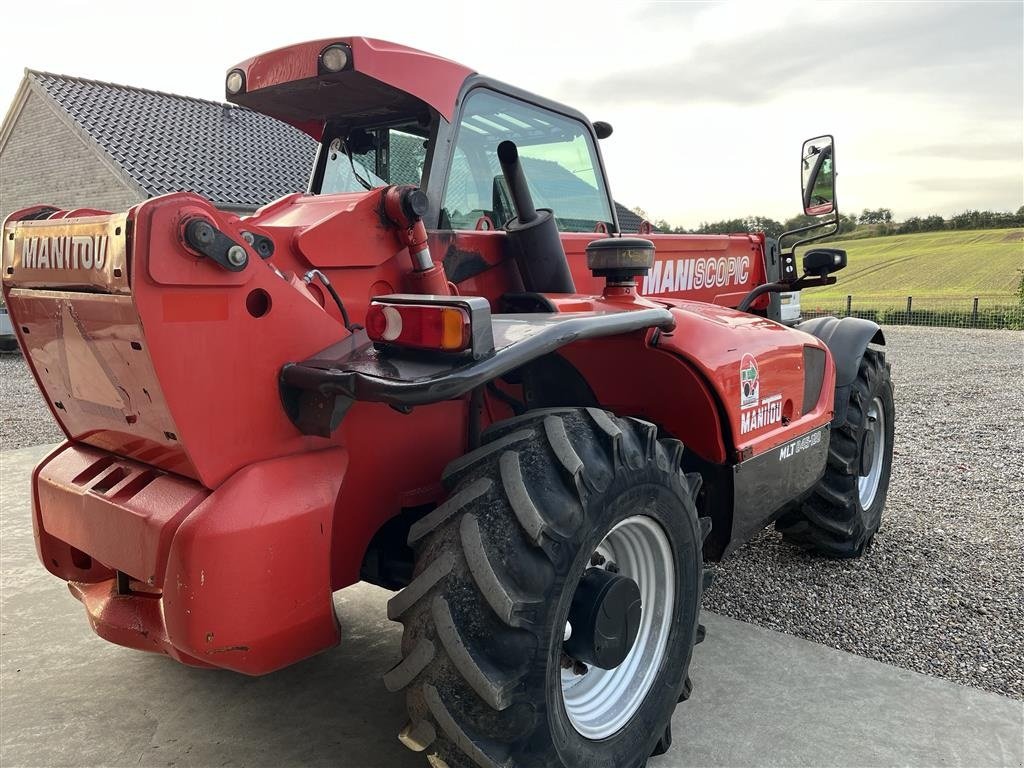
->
(802, 295, 1024, 330)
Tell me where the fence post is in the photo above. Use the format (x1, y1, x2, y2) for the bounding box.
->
(845, 294, 852, 317)
(972, 297, 979, 327)
(906, 295, 913, 324)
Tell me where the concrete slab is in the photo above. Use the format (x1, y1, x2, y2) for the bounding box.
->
(2, 444, 1021, 767)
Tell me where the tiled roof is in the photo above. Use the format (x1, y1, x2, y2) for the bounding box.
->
(614, 204, 646, 233)
(29, 71, 317, 209)
(27, 70, 645, 230)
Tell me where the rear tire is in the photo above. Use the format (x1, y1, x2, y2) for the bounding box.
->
(386, 408, 710, 767)
(776, 348, 895, 557)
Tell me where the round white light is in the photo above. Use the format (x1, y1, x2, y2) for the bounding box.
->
(321, 45, 349, 73)
(381, 305, 402, 341)
(225, 70, 244, 95)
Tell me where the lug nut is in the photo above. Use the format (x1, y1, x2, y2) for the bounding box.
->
(590, 553, 606, 567)
(226, 245, 248, 267)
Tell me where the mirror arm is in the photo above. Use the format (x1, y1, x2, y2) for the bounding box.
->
(736, 274, 837, 314)
(778, 214, 839, 255)
(785, 215, 840, 253)
(790, 274, 837, 291)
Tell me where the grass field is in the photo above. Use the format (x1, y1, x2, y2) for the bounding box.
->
(798, 228, 1023, 310)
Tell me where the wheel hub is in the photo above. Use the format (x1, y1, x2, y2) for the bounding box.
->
(560, 515, 676, 740)
(857, 397, 886, 508)
(564, 568, 642, 670)
(859, 429, 876, 476)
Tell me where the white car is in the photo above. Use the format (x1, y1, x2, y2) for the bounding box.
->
(0, 306, 16, 351)
(779, 291, 802, 324)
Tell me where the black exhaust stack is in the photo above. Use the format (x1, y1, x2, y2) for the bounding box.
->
(497, 141, 575, 294)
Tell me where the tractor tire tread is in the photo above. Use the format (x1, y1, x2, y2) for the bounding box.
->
(389, 408, 705, 767)
(776, 348, 893, 558)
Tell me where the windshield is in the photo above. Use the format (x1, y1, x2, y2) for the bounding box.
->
(441, 90, 613, 232)
(320, 125, 428, 194)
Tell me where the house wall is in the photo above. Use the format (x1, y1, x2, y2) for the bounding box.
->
(0, 91, 142, 221)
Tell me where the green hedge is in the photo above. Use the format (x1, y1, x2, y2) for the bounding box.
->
(802, 305, 1024, 330)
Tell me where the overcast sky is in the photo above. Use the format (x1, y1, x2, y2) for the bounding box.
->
(2, 0, 1021, 228)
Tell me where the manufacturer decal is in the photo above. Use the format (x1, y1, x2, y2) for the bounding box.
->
(641, 255, 750, 296)
(19, 235, 108, 271)
(778, 428, 824, 461)
(740, 394, 781, 434)
(740, 353, 759, 409)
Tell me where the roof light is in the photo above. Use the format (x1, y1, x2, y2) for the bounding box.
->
(225, 69, 245, 95)
(366, 301, 471, 353)
(320, 44, 350, 73)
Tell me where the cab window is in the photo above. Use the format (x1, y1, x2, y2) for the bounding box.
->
(441, 90, 613, 232)
(321, 126, 427, 194)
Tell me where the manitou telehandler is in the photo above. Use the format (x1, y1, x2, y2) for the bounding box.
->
(2, 37, 894, 768)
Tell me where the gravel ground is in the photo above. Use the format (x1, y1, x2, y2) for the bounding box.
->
(705, 327, 1024, 700)
(0, 354, 63, 450)
(2, 328, 1022, 699)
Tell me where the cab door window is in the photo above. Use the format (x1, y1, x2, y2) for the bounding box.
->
(321, 126, 427, 194)
(441, 90, 613, 232)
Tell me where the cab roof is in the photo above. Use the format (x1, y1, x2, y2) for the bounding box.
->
(226, 37, 475, 139)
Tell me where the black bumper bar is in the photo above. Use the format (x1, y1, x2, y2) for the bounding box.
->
(280, 308, 674, 436)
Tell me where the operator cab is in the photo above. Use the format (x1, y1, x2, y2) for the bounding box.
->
(311, 88, 617, 235)
(225, 37, 618, 234)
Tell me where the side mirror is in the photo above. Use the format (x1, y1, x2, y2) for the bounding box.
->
(801, 135, 835, 216)
(803, 247, 847, 277)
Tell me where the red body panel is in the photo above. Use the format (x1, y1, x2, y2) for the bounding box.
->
(37, 443, 207, 587)
(229, 37, 474, 135)
(438, 230, 768, 309)
(2, 187, 830, 672)
(652, 301, 834, 457)
(36, 444, 346, 675)
(1, 36, 839, 674)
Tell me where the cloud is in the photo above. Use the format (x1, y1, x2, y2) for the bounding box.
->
(912, 176, 1023, 196)
(904, 142, 1024, 162)
(563, 2, 1023, 116)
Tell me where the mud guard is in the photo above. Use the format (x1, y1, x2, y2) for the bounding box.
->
(796, 316, 884, 426)
(280, 308, 674, 436)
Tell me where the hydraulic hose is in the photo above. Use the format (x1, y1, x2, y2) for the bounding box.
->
(304, 269, 361, 332)
(737, 282, 786, 313)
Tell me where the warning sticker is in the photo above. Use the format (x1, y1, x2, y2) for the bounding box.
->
(740, 353, 759, 409)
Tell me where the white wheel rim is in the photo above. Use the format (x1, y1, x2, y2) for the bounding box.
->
(560, 515, 676, 739)
(858, 396, 885, 509)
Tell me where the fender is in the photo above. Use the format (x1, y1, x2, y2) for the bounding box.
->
(796, 315, 885, 425)
(280, 305, 674, 436)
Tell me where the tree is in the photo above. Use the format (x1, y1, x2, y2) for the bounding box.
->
(838, 213, 859, 234)
(783, 213, 820, 231)
(859, 208, 893, 225)
(695, 218, 748, 235)
(743, 216, 785, 238)
(898, 216, 923, 234)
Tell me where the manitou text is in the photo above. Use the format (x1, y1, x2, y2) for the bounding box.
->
(20, 236, 109, 270)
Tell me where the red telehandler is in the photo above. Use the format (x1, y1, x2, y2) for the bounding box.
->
(2, 38, 894, 768)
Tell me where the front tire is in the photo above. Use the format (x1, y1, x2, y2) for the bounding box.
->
(776, 348, 895, 557)
(386, 408, 709, 767)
